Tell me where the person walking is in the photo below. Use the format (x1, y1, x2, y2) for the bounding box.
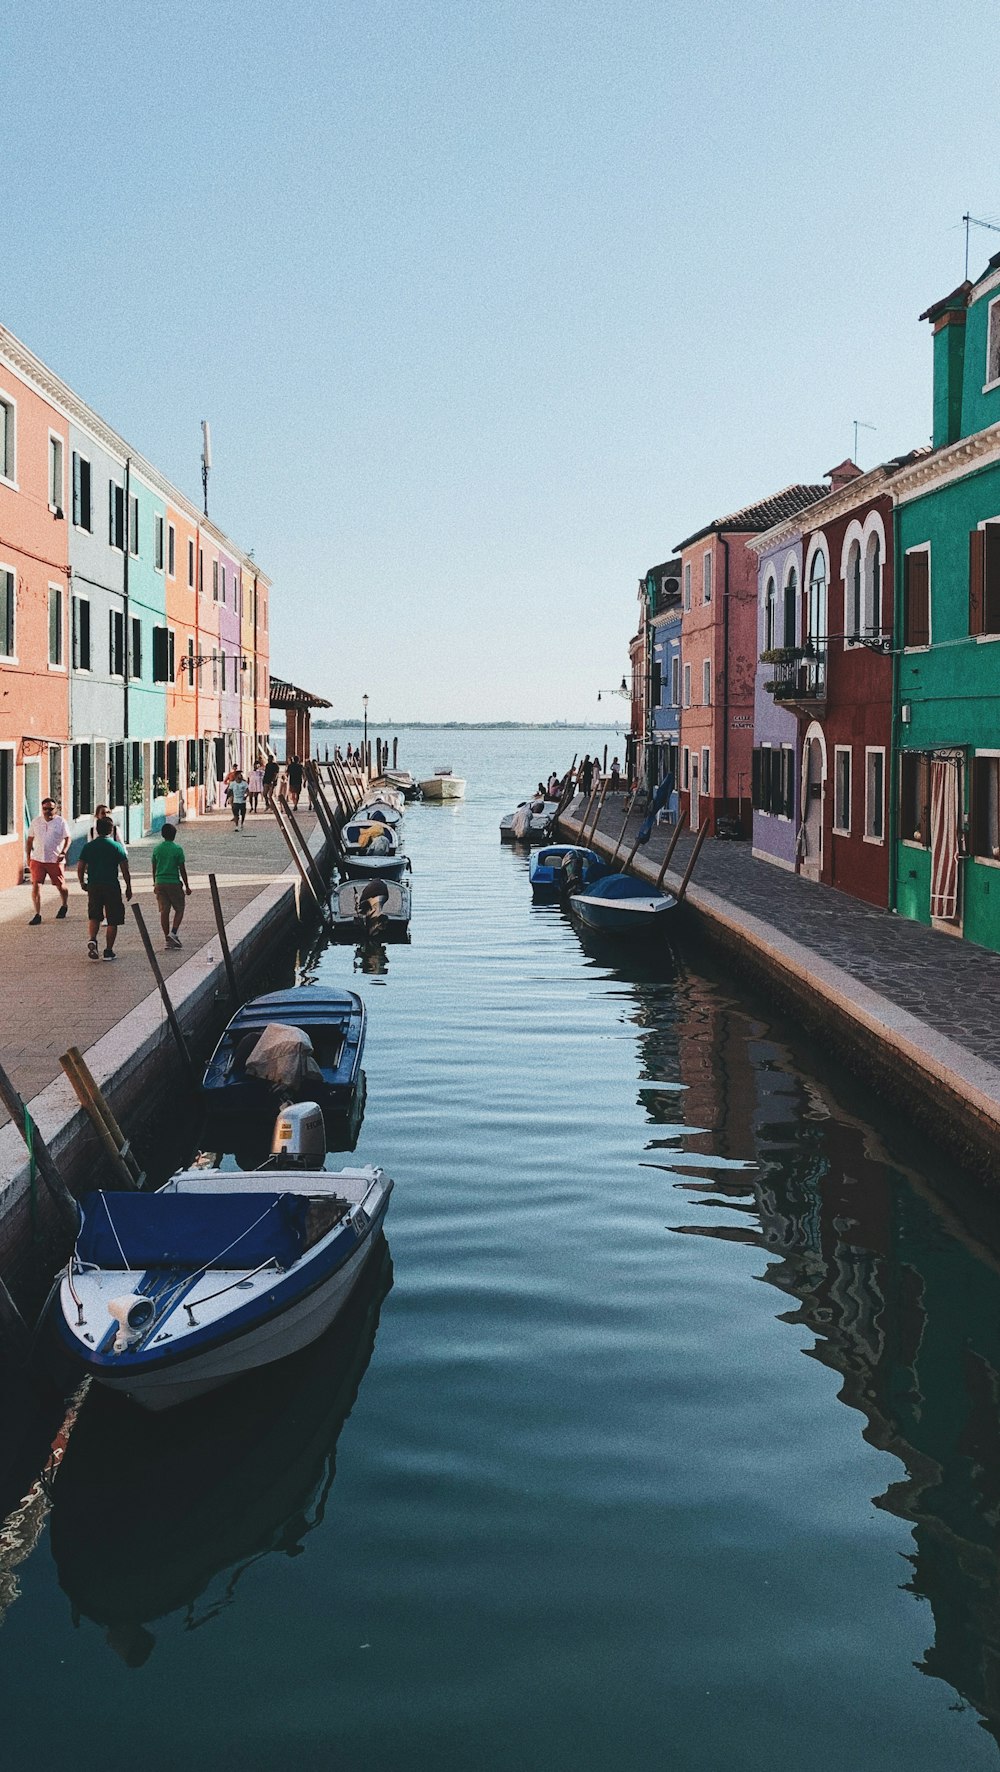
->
(262, 756, 280, 808)
(88, 802, 124, 845)
(609, 756, 622, 792)
(151, 821, 191, 949)
(26, 797, 71, 924)
(578, 755, 593, 798)
(226, 769, 249, 829)
(286, 755, 304, 810)
(248, 761, 264, 813)
(77, 817, 132, 960)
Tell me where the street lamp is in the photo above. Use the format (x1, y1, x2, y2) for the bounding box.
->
(362, 693, 368, 766)
(597, 676, 629, 702)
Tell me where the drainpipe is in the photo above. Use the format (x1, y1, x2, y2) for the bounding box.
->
(123, 458, 131, 832)
(720, 532, 731, 820)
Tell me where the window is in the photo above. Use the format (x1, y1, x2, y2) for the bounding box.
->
(72, 453, 92, 530)
(220, 564, 226, 604)
(154, 513, 164, 571)
(187, 737, 198, 787)
(807, 549, 827, 689)
(154, 739, 166, 792)
(48, 585, 63, 667)
(988, 297, 1000, 388)
(753, 745, 782, 816)
(108, 742, 125, 808)
(167, 522, 176, 578)
(846, 540, 862, 641)
(186, 635, 195, 685)
(72, 595, 91, 671)
(764, 576, 776, 651)
(129, 494, 139, 556)
(682, 747, 690, 790)
(72, 743, 93, 821)
(188, 538, 195, 588)
(152, 625, 175, 683)
(783, 566, 797, 648)
(213, 560, 219, 602)
(671, 655, 680, 706)
(167, 740, 179, 793)
(0, 566, 14, 657)
(109, 609, 125, 678)
(49, 435, 64, 514)
(109, 481, 125, 551)
(903, 549, 930, 647)
(969, 522, 1000, 636)
(833, 746, 851, 834)
(221, 651, 227, 692)
(130, 616, 142, 680)
(48, 745, 61, 805)
(702, 659, 711, 705)
(212, 649, 218, 691)
(0, 748, 13, 836)
(780, 746, 794, 817)
(971, 755, 1000, 860)
(683, 662, 691, 707)
(683, 563, 691, 611)
(199, 548, 204, 594)
(0, 396, 15, 483)
(703, 551, 712, 603)
(899, 752, 930, 846)
(864, 531, 882, 637)
(701, 748, 710, 794)
(865, 748, 885, 842)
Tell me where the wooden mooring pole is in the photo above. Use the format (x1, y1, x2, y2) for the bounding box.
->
(608, 789, 640, 866)
(208, 873, 241, 1006)
(272, 798, 327, 920)
(129, 903, 198, 1087)
(675, 819, 710, 901)
(585, 780, 609, 846)
(655, 812, 688, 888)
(59, 1048, 142, 1190)
(0, 1058, 78, 1232)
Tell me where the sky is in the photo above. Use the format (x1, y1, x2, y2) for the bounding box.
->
(3, 0, 999, 721)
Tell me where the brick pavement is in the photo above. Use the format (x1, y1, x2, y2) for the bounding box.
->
(0, 809, 315, 1125)
(566, 793, 1000, 1075)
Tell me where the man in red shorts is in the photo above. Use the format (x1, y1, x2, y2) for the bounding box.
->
(25, 797, 70, 924)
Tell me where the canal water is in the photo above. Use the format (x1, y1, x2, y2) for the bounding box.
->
(3, 727, 1000, 1769)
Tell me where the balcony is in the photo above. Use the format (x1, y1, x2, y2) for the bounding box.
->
(761, 646, 827, 712)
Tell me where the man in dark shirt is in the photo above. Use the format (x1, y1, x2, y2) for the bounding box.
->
(77, 817, 133, 961)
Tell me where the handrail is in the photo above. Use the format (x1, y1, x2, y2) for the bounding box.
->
(184, 1257, 280, 1323)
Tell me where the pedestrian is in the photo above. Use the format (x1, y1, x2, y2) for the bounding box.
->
(547, 771, 561, 800)
(26, 796, 70, 924)
(262, 756, 280, 808)
(579, 754, 593, 797)
(77, 817, 132, 960)
(151, 821, 192, 949)
(286, 755, 304, 809)
(88, 802, 124, 845)
(226, 769, 249, 829)
(248, 761, 264, 813)
(610, 756, 621, 791)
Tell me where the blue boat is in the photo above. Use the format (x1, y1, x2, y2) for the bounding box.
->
(202, 988, 366, 1121)
(529, 844, 607, 903)
(570, 872, 677, 935)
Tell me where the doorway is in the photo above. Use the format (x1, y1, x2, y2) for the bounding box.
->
(930, 754, 962, 930)
(690, 756, 700, 828)
(23, 758, 40, 851)
(799, 725, 826, 883)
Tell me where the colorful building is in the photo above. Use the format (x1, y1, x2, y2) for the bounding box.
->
(749, 527, 807, 871)
(646, 559, 681, 791)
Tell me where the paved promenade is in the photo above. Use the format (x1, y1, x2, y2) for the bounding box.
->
(0, 809, 315, 1128)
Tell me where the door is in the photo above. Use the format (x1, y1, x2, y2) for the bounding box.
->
(799, 733, 825, 882)
(690, 756, 700, 828)
(23, 759, 40, 866)
(930, 756, 962, 929)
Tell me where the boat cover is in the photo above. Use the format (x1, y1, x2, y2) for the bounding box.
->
(243, 1023, 323, 1090)
(588, 873, 659, 900)
(76, 1190, 312, 1271)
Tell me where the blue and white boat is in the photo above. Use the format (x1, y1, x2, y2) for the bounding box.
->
(202, 988, 365, 1122)
(340, 819, 410, 881)
(570, 872, 677, 935)
(529, 844, 606, 902)
(55, 1104, 393, 1412)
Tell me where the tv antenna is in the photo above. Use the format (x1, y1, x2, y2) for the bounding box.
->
(201, 419, 212, 518)
(853, 419, 876, 462)
(962, 212, 1000, 281)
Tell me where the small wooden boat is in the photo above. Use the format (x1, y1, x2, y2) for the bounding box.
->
(340, 819, 410, 881)
(529, 844, 607, 902)
(202, 988, 365, 1121)
(54, 1104, 394, 1412)
(570, 872, 677, 934)
(418, 768, 466, 800)
(377, 770, 421, 801)
(332, 874, 411, 942)
(356, 798, 403, 827)
(500, 799, 558, 844)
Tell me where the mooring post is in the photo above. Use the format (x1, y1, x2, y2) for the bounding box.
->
(586, 779, 609, 845)
(675, 819, 710, 901)
(0, 1273, 29, 1359)
(61, 1046, 144, 1185)
(59, 1050, 139, 1190)
(129, 903, 198, 1087)
(0, 1058, 78, 1231)
(655, 811, 688, 888)
(393, 736, 398, 768)
(272, 798, 325, 917)
(608, 790, 639, 865)
(282, 796, 330, 899)
(208, 874, 241, 1006)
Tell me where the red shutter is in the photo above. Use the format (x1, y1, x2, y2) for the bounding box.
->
(984, 523, 1000, 635)
(905, 552, 930, 647)
(970, 527, 985, 635)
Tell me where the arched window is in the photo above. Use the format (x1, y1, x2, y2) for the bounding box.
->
(783, 567, 797, 648)
(863, 531, 882, 636)
(807, 551, 827, 690)
(846, 540, 862, 641)
(764, 576, 777, 651)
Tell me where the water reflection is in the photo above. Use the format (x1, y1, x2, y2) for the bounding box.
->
(354, 942, 390, 975)
(657, 972, 1000, 1746)
(49, 1240, 392, 1662)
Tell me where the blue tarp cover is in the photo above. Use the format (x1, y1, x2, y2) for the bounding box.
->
(588, 873, 657, 900)
(76, 1190, 309, 1271)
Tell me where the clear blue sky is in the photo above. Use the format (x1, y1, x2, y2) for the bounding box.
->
(3, 1, 998, 720)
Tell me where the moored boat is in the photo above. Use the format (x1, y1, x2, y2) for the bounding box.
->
(570, 872, 677, 935)
(529, 844, 607, 902)
(331, 874, 411, 942)
(377, 769, 421, 800)
(418, 768, 466, 800)
(356, 797, 403, 827)
(202, 988, 365, 1122)
(340, 818, 410, 880)
(54, 1103, 394, 1412)
(500, 798, 558, 844)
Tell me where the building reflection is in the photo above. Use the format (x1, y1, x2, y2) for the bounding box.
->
(48, 1240, 392, 1663)
(638, 965, 1000, 1746)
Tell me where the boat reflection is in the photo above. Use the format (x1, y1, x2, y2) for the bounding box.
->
(354, 942, 389, 976)
(48, 1238, 392, 1663)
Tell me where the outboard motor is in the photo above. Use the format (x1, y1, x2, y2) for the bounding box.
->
(271, 1101, 327, 1169)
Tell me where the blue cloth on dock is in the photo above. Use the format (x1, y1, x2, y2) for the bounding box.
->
(76, 1190, 309, 1271)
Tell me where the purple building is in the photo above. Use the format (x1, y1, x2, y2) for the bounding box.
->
(218, 548, 242, 772)
(749, 531, 805, 870)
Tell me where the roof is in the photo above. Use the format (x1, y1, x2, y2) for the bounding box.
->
(675, 483, 829, 552)
(919, 280, 972, 324)
(269, 676, 332, 709)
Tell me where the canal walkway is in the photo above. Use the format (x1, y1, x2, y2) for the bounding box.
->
(0, 808, 317, 1134)
(562, 793, 1000, 1176)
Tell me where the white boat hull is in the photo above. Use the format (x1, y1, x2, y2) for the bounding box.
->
(419, 775, 466, 800)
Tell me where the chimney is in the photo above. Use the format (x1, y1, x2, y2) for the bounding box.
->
(825, 458, 863, 491)
(919, 282, 971, 448)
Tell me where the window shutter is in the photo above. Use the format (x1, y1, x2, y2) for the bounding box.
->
(72, 453, 81, 525)
(783, 749, 794, 819)
(80, 599, 90, 669)
(751, 748, 761, 809)
(970, 528, 985, 635)
(984, 523, 1000, 635)
(904, 552, 930, 647)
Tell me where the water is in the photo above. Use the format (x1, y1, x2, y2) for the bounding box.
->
(3, 726, 1000, 1769)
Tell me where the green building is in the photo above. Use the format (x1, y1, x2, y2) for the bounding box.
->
(892, 252, 1000, 949)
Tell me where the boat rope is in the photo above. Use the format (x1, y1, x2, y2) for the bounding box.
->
(100, 1191, 131, 1270)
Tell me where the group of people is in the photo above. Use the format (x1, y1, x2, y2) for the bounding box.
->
(220, 754, 305, 828)
(533, 754, 625, 806)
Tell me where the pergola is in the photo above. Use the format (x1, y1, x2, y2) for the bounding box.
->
(269, 677, 332, 761)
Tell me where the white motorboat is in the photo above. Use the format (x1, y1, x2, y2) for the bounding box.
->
(418, 768, 466, 800)
(377, 770, 421, 801)
(340, 817, 410, 881)
(499, 798, 558, 844)
(332, 873, 411, 942)
(54, 1104, 393, 1412)
(356, 797, 403, 827)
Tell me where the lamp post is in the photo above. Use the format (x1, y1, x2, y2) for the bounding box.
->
(362, 693, 368, 771)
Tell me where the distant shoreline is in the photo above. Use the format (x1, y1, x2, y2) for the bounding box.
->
(271, 719, 622, 732)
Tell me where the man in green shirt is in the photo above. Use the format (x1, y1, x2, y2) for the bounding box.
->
(77, 818, 132, 961)
(150, 822, 192, 949)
